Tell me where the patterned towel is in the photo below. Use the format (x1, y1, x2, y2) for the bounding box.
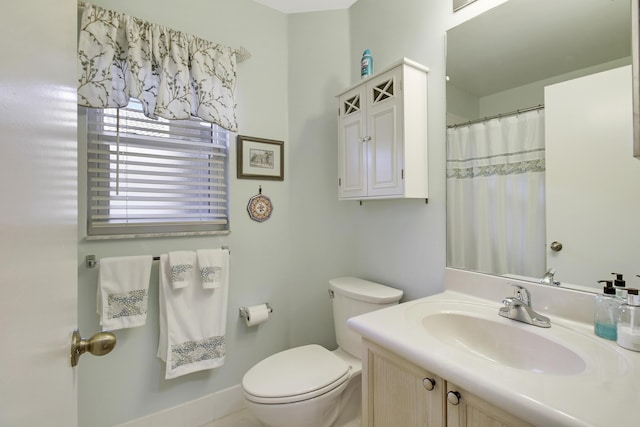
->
(197, 248, 229, 289)
(97, 256, 153, 330)
(168, 251, 196, 289)
(157, 254, 229, 379)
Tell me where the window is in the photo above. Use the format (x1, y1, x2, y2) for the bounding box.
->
(86, 100, 229, 237)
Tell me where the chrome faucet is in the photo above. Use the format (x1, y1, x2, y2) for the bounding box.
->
(539, 268, 560, 286)
(499, 284, 551, 328)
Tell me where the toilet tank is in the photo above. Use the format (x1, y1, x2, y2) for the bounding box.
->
(329, 277, 403, 358)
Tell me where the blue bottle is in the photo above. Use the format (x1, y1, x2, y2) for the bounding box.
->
(594, 280, 618, 340)
(361, 49, 373, 79)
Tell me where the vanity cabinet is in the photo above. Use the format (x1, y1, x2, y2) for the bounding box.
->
(362, 340, 444, 426)
(446, 383, 534, 427)
(362, 340, 532, 427)
(337, 58, 428, 200)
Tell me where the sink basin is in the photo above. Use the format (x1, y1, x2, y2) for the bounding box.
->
(422, 312, 586, 375)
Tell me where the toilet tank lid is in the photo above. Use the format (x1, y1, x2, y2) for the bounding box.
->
(329, 276, 403, 304)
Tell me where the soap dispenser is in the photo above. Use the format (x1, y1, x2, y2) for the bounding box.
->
(612, 273, 627, 300)
(617, 288, 640, 351)
(594, 280, 618, 340)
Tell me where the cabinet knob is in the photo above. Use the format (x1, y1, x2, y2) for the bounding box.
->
(447, 390, 462, 405)
(423, 377, 436, 391)
(361, 136, 371, 142)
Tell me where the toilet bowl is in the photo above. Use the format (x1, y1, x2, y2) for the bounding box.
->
(243, 345, 358, 427)
(241, 277, 403, 427)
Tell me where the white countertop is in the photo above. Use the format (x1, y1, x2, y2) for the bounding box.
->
(347, 270, 640, 427)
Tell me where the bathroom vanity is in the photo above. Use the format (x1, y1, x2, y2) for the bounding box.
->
(362, 339, 534, 427)
(348, 268, 640, 427)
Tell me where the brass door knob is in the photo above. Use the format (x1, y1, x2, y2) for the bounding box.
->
(70, 329, 116, 367)
(550, 241, 563, 252)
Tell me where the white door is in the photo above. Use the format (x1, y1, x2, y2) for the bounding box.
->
(545, 66, 639, 286)
(0, 2, 78, 426)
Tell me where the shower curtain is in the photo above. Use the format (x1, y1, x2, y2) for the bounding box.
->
(446, 109, 546, 278)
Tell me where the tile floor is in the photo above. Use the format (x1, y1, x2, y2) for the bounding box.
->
(200, 409, 264, 427)
(200, 409, 362, 427)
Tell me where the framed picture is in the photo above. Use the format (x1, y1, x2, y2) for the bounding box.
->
(237, 135, 284, 181)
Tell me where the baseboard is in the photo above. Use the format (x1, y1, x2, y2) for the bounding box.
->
(115, 384, 246, 427)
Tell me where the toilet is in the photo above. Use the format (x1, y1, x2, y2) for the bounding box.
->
(241, 277, 403, 427)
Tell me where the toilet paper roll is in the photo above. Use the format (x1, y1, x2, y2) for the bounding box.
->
(245, 304, 270, 327)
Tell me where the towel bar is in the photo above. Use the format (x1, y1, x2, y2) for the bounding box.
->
(85, 247, 230, 268)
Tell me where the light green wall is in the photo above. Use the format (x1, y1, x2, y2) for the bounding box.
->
(286, 10, 355, 348)
(346, 0, 450, 301)
(479, 57, 632, 118)
(77, 1, 297, 426)
(446, 57, 632, 124)
(76, 0, 502, 425)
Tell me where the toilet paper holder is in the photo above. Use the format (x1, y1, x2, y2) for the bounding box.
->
(239, 303, 273, 319)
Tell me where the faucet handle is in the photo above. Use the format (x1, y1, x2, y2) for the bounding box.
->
(499, 297, 519, 318)
(502, 296, 521, 307)
(510, 284, 531, 306)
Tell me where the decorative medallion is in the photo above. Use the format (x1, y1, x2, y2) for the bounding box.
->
(247, 188, 273, 222)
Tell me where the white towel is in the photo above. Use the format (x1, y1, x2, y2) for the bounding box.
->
(197, 248, 229, 289)
(157, 254, 229, 379)
(168, 251, 196, 289)
(97, 255, 153, 330)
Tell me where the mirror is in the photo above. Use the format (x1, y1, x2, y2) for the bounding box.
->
(633, 0, 640, 157)
(453, 0, 478, 12)
(446, 0, 633, 291)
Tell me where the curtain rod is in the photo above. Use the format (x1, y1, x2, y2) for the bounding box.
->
(447, 104, 544, 129)
(77, 1, 251, 62)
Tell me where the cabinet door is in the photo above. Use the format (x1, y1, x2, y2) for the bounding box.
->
(363, 340, 444, 427)
(338, 86, 367, 198)
(366, 67, 404, 197)
(446, 383, 534, 427)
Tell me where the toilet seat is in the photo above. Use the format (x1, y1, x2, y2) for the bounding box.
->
(242, 344, 351, 405)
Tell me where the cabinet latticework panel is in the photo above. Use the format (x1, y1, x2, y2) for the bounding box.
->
(343, 93, 361, 115)
(372, 78, 395, 103)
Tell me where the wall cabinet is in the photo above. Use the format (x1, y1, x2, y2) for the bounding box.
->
(337, 59, 428, 200)
(362, 340, 533, 427)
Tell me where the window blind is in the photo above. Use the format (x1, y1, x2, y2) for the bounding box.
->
(86, 100, 229, 237)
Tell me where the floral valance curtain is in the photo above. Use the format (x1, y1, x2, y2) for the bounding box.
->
(77, 2, 243, 131)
